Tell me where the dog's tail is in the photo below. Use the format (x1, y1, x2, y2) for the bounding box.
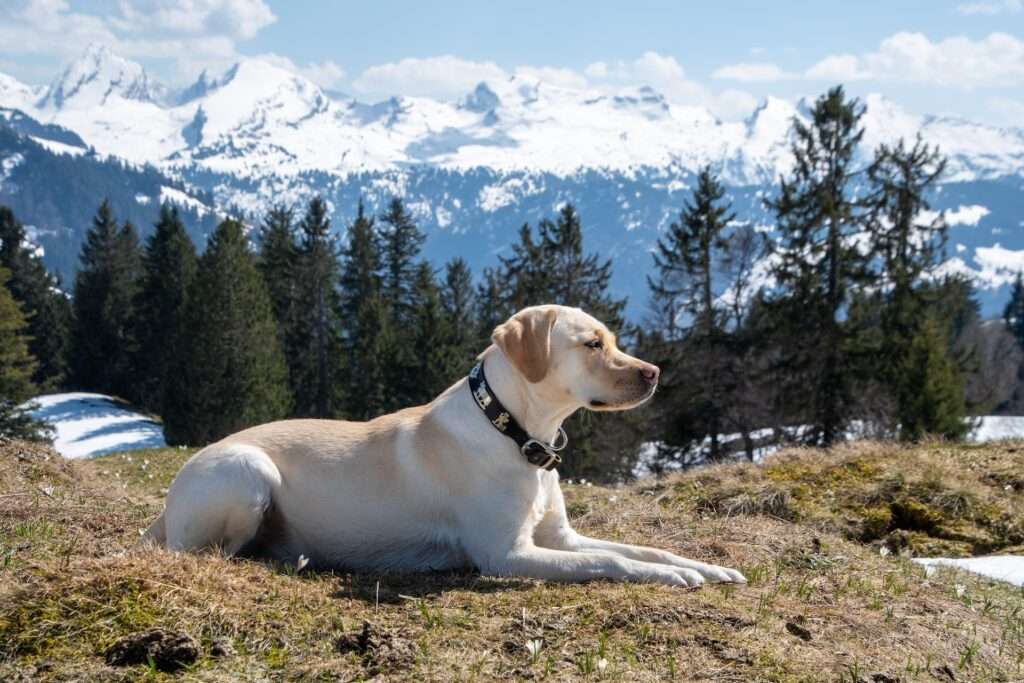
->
(137, 511, 167, 548)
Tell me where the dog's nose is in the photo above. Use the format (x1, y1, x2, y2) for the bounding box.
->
(639, 363, 660, 385)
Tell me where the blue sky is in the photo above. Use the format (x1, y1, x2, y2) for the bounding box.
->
(1, 0, 1022, 125)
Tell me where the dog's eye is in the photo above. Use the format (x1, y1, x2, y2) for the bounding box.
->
(584, 338, 603, 350)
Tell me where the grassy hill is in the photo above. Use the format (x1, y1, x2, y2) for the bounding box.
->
(0, 437, 1022, 681)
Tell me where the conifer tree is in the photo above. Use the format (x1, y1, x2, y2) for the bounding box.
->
(647, 167, 737, 460)
(898, 316, 969, 441)
(475, 266, 507, 349)
(1004, 272, 1024, 349)
(377, 197, 429, 405)
(338, 200, 390, 419)
(130, 204, 197, 412)
(338, 201, 379, 321)
(541, 205, 626, 326)
(500, 223, 550, 313)
(0, 206, 71, 390)
(378, 197, 426, 323)
(441, 257, 478, 370)
(163, 219, 290, 445)
(0, 267, 48, 440)
(68, 201, 142, 398)
(867, 137, 952, 434)
(256, 204, 297, 350)
(408, 262, 455, 403)
(347, 294, 398, 419)
(290, 196, 344, 418)
(767, 86, 871, 446)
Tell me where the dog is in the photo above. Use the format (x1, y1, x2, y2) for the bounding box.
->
(141, 305, 745, 587)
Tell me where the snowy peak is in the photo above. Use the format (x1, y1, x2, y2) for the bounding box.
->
(40, 43, 164, 109)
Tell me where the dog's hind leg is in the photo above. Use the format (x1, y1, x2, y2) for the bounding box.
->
(163, 444, 281, 555)
(137, 511, 167, 547)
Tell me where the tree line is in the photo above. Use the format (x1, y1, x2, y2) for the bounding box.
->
(2, 85, 1023, 479)
(640, 86, 1022, 470)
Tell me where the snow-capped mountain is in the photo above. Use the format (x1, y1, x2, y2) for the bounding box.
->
(1, 44, 1023, 317)
(38, 44, 166, 110)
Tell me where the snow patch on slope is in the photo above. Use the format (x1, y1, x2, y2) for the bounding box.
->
(159, 186, 209, 216)
(914, 556, 1024, 588)
(27, 393, 166, 459)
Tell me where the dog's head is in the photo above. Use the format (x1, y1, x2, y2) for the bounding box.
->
(491, 305, 659, 411)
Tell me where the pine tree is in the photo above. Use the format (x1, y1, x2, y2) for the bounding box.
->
(130, 204, 197, 412)
(348, 294, 398, 419)
(867, 137, 951, 434)
(0, 267, 48, 440)
(475, 266, 508, 349)
(338, 200, 380, 324)
(378, 197, 426, 323)
(0, 206, 71, 390)
(898, 316, 969, 441)
(408, 262, 456, 403)
(290, 196, 344, 418)
(256, 204, 297, 351)
(647, 167, 737, 460)
(338, 200, 390, 419)
(500, 223, 550, 312)
(163, 218, 290, 445)
(1004, 272, 1024, 349)
(441, 257, 478, 371)
(767, 86, 871, 446)
(377, 197, 430, 407)
(68, 201, 142, 398)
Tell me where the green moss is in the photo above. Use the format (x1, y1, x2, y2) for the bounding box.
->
(889, 500, 944, 534)
(859, 506, 893, 541)
(0, 576, 167, 659)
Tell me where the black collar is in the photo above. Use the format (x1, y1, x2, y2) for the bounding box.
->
(468, 361, 566, 471)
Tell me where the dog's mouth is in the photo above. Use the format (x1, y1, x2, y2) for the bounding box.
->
(588, 384, 656, 411)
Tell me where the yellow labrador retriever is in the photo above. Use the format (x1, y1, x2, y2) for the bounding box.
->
(142, 305, 744, 587)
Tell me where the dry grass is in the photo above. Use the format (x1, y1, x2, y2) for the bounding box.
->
(0, 437, 1022, 681)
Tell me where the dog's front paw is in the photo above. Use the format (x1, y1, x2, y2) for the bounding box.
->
(695, 563, 746, 584)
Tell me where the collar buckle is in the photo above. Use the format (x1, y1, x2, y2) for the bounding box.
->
(521, 440, 562, 470)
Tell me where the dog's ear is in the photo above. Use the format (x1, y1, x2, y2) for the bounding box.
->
(492, 307, 558, 383)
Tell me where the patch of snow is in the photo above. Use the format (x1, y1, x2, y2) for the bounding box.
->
(135, 193, 151, 205)
(914, 556, 1024, 588)
(0, 152, 24, 184)
(159, 186, 208, 216)
(29, 136, 86, 156)
(969, 415, 1024, 442)
(26, 393, 166, 459)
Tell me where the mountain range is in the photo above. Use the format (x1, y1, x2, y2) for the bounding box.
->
(1, 43, 1023, 317)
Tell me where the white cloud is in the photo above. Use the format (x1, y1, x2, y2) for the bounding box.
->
(805, 54, 871, 81)
(350, 51, 758, 120)
(0, 0, 276, 82)
(114, 0, 276, 39)
(712, 62, 796, 82)
(955, 0, 1022, 15)
(256, 52, 346, 89)
(919, 204, 991, 227)
(513, 65, 587, 90)
(583, 51, 757, 119)
(806, 32, 1024, 88)
(352, 55, 507, 100)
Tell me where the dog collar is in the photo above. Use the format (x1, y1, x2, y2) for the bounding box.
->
(468, 361, 566, 471)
